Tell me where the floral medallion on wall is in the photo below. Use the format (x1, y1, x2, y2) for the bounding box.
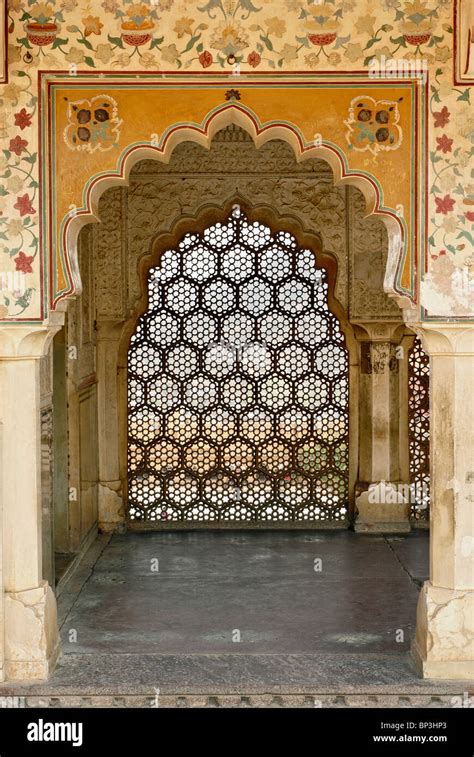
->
(63, 94, 122, 152)
(345, 96, 403, 155)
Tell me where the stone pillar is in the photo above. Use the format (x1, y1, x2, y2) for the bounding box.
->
(96, 320, 126, 532)
(411, 324, 474, 679)
(352, 322, 410, 531)
(0, 320, 63, 680)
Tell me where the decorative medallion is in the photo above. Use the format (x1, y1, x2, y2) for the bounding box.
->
(63, 95, 122, 153)
(345, 96, 403, 155)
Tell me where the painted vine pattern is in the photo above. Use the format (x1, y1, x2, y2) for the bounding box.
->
(0, 0, 472, 318)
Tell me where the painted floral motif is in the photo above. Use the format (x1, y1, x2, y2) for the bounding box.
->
(63, 94, 122, 152)
(345, 96, 402, 155)
(7, 0, 451, 71)
(427, 73, 474, 276)
(0, 0, 472, 319)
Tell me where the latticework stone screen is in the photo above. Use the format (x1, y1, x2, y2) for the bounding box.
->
(127, 209, 349, 526)
(408, 336, 430, 520)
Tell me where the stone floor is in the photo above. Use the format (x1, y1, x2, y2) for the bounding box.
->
(2, 529, 472, 706)
(59, 530, 428, 655)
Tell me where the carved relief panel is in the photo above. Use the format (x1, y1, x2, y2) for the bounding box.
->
(348, 186, 401, 321)
(88, 127, 396, 327)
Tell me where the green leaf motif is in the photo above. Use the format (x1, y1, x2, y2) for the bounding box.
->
(389, 34, 407, 47)
(457, 89, 470, 103)
(430, 85, 440, 103)
(77, 37, 94, 50)
(457, 231, 474, 245)
(365, 36, 382, 50)
(259, 34, 273, 51)
(334, 35, 350, 49)
(52, 36, 69, 48)
(17, 36, 32, 49)
(107, 34, 125, 49)
(296, 35, 310, 48)
(182, 33, 201, 54)
(15, 288, 34, 310)
(240, 0, 262, 12)
(197, 0, 221, 14)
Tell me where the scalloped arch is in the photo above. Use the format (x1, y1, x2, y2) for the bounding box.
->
(58, 102, 409, 312)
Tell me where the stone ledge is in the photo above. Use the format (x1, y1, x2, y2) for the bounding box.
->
(1, 652, 471, 696)
(0, 693, 468, 709)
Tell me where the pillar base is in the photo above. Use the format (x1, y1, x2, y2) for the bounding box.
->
(354, 481, 411, 534)
(4, 581, 60, 681)
(411, 582, 474, 680)
(98, 481, 125, 533)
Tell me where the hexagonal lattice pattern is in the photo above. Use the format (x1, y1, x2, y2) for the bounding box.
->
(127, 209, 349, 523)
(408, 336, 430, 519)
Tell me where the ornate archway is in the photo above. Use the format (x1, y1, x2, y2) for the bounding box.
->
(36, 72, 426, 322)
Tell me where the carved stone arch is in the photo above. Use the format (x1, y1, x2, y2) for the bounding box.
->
(62, 104, 408, 314)
(117, 196, 353, 364)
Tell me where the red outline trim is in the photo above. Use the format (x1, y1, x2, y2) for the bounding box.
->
(453, 0, 474, 86)
(0, 2, 7, 84)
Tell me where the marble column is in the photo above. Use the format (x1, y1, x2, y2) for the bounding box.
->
(0, 319, 63, 680)
(411, 324, 474, 679)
